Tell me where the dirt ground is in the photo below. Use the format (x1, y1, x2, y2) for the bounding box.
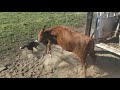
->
(0, 43, 120, 78)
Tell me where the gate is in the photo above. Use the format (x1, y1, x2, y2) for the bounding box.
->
(85, 12, 120, 56)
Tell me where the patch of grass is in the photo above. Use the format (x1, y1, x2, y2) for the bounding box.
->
(0, 12, 86, 60)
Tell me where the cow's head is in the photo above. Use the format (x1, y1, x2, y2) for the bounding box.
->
(38, 28, 49, 45)
(38, 26, 58, 45)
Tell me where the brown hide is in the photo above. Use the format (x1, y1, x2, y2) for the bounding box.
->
(38, 25, 96, 77)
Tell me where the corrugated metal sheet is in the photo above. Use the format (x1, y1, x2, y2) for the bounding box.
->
(94, 12, 119, 40)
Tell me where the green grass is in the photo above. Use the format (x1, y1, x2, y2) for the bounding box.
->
(0, 12, 86, 60)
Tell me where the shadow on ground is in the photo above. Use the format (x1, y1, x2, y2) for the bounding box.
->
(94, 50, 120, 78)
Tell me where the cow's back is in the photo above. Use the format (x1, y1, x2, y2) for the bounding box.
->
(51, 25, 92, 53)
(51, 26, 75, 51)
(72, 31, 93, 53)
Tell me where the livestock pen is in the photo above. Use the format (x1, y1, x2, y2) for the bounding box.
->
(0, 12, 120, 78)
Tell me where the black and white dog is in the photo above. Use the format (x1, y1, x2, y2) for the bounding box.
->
(20, 40, 39, 53)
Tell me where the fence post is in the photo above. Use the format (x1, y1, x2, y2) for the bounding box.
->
(85, 12, 93, 37)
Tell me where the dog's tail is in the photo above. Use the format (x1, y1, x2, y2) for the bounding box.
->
(20, 45, 27, 49)
(34, 40, 38, 42)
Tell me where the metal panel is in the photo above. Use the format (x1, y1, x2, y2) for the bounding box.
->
(94, 13, 119, 40)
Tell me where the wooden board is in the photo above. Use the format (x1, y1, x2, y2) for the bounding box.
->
(95, 43, 120, 56)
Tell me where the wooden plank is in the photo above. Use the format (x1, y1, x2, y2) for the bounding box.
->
(119, 33, 120, 46)
(95, 43, 120, 56)
(85, 12, 93, 37)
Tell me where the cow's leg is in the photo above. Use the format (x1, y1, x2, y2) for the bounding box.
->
(82, 62, 87, 78)
(78, 57, 87, 78)
(80, 57, 87, 78)
(45, 44, 48, 54)
(47, 41, 52, 58)
(89, 53, 96, 70)
(75, 51, 87, 78)
(89, 51, 96, 66)
(40, 45, 48, 60)
(60, 49, 64, 54)
(88, 40, 96, 66)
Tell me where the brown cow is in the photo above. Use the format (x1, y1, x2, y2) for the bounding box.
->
(38, 25, 96, 77)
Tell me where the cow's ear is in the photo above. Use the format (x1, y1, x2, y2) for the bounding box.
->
(50, 30, 56, 36)
(42, 25, 46, 32)
(42, 28, 45, 32)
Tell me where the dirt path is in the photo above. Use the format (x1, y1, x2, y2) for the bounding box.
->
(0, 45, 120, 78)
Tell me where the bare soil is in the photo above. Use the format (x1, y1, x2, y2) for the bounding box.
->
(0, 43, 120, 78)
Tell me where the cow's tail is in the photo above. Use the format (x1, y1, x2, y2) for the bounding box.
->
(90, 30, 101, 43)
(90, 31, 95, 38)
(90, 31, 102, 43)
